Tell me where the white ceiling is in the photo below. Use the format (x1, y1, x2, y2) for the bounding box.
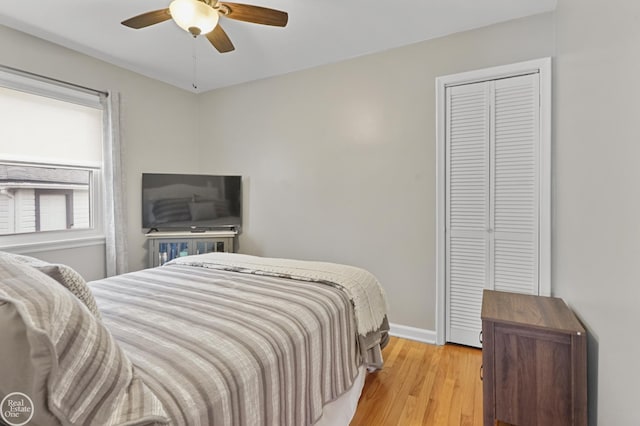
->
(0, 0, 556, 93)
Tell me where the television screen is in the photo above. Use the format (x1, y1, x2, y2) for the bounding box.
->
(142, 173, 241, 231)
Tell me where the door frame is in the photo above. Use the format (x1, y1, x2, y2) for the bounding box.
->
(435, 58, 552, 345)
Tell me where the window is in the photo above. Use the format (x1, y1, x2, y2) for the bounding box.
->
(0, 68, 106, 251)
(0, 164, 95, 234)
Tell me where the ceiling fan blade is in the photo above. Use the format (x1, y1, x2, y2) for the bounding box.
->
(206, 25, 235, 53)
(121, 9, 171, 29)
(221, 2, 288, 27)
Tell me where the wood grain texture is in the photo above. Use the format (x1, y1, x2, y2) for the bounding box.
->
(222, 2, 288, 27)
(481, 320, 495, 426)
(482, 290, 587, 426)
(206, 25, 235, 53)
(572, 333, 588, 426)
(351, 337, 483, 426)
(121, 9, 171, 29)
(481, 289, 585, 334)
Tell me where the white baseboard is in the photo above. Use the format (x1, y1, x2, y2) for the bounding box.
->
(389, 323, 437, 345)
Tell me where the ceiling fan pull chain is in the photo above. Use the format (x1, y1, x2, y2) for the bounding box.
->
(192, 37, 198, 90)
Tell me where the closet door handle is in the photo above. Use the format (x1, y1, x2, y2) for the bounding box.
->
(479, 331, 483, 344)
(480, 365, 483, 381)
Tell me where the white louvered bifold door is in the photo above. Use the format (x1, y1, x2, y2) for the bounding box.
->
(446, 82, 491, 347)
(445, 73, 540, 348)
(492, 74, 539, 295)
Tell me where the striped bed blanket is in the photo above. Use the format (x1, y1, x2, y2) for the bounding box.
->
(167, 253, 389, 337)
(90, 257, 389, 426)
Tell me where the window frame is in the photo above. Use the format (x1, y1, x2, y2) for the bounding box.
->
(0, 68, 107, 254)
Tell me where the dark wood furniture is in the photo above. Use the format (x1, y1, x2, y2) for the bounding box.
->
(481, 290, 587, 426)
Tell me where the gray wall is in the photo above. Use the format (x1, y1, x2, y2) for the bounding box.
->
(196, 12, 555, 331)
(554, 0, 640, 424)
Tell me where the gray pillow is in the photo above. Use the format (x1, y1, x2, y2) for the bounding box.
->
(3, 253, 101, 318)
(0, 254, 169, 426)
(37, 264, 101, 319)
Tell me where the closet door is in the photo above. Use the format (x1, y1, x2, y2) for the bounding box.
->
(446, 82, 491, 347)
(492, 74, 540, 294)
(445, 73, 540, 347)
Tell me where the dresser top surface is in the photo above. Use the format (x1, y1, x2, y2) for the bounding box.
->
(481, 290, 586, 335)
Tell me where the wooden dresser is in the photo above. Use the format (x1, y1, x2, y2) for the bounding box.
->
(481, 290, 587, 426)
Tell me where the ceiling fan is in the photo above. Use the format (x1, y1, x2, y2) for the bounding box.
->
(121, 0, 288, 53)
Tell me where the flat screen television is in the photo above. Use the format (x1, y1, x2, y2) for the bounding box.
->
(142, 173, 242, 231)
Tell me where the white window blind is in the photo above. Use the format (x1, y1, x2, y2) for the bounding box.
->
(0, 85, 103, 167)
(0, 67, 106, 249)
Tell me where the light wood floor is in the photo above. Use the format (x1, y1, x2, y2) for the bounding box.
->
(351, 336, 483, 426)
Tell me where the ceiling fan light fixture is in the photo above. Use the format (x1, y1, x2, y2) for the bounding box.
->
(169, 0, 219, 36)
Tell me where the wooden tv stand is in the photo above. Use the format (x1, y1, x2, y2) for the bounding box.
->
(481, 290, 587, 426)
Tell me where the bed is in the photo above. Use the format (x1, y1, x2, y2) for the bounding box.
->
(0, 251, 389, 426)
